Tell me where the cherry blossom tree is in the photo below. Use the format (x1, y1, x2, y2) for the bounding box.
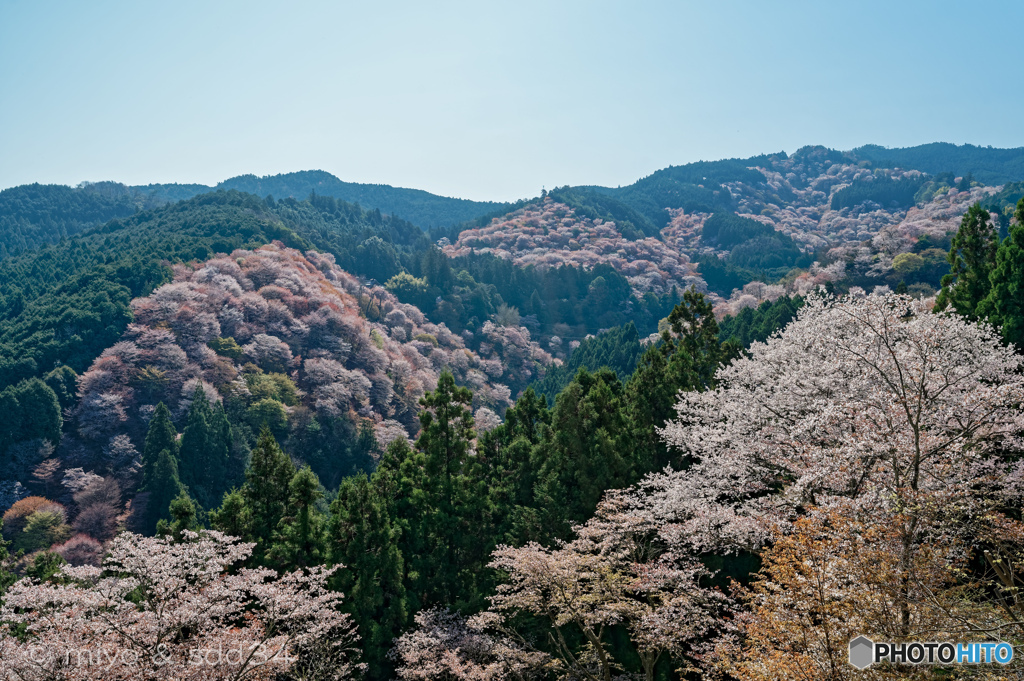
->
(243, 333, 294, 372)
(0, 530, 363, 681)
(473, 407, 502, 435)
(646, 292, 1024, 556)
(603, 290, 1024, 670)
(75, 393, 128, 441)
(441, 198, 698, 297)
(390, 608, 548, 681)
(393, 492, 730, 681)
(716, 509, 969, 681)
(71, 476, 122, 542)
(52, 533, 104, 567)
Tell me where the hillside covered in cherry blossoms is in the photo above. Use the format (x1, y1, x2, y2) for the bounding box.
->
(74, 244, 551, 490)
(443, 145, 1022, 318)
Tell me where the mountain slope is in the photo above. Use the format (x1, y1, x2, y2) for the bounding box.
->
(0, 191, 315, 388)
(444, 144, 1023, 317)
(0, 189, 570, 399)
(852, 143, 1024, 186)
(0, 182, 155, 258)
(135, 170, 507, 229)
(72, 243, 550, 487)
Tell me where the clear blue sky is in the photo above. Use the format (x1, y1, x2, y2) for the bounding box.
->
(2, 0, 1022, 201)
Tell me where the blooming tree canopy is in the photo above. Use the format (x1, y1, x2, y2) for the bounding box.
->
(393, 491, 730, 681)
(0, 530, 363, 681)
(640, 292, 1024, 554)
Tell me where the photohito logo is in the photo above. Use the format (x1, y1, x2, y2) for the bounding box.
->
(849, 636, 1013, 668)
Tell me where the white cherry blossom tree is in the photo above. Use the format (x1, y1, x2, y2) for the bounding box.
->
(0, 530, 363, 681)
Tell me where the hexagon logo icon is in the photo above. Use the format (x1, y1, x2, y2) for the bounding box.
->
(849, 636, 874, 669)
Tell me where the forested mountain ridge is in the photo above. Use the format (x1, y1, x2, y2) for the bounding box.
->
(135, 169, 508, 229)
(852, 142, 1024, 185)
(2, 143, 1022, 394)
(445, 144, 1024, 318)
(0, 182, 159, 258)
(4, 142, 1022, 269)
(0, 172, 506, 259)
(0, 189, 687, 399)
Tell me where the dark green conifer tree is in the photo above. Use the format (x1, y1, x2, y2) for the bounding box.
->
(145, 448, 183, 534)
(210, 401, 234, 484)
(623, 289, 730, 474)
(935, 203, 999, 319)
(978, 198, 1024, 348)
(157, 490, 200, 541)
(476, 387, 550, 544)
(240, 427, 296, 566)
(413, 371, 479, 609)
(270, 465, 326, 569)
(142, 403, 177, 488)
(43, 365, 78, 411)
(530, 368, 628, 543)
(178, 387, 231, 509)
(376, 373, 485, 611)
(209, 488, 251, 538)
(375, 438, 429, 613)
(0, 379, 63, 453)
(329, 472, 408, 680)
(23, 551, 65, 583)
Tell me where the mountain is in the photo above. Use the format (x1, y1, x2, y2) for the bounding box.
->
(0, 192, 316, 390)
(584, 154, 781, 229)
(135, 169, 507, 229)
(444, 144, 1024, 317)
(0, 171, 505, 261)
(0, 182, 157, 258)
(0, 190, 564, 396)
(72, 243, 549, 488)
(851, 142, 1024, 186)
(0, 189, 557, 504)
(2, 144, 1023, 677)
(3, 142, 1021, 260)
(3, 141, 1024, 367)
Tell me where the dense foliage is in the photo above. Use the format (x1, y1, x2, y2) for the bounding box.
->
(0, 190, 692, 407)
(701, 211, 810, 272)
(981, 180, 1024, 227)
(602, 155, 782, 227)
(136, 169, 505, 229)
(717, 294, 803, 347)
(529, 323, 644, 401)
(546, 185, 659, 239)
(829, 173, 926, 211)
(0, 191, 315, 389)
(701, 211, 779, 250)
(934, 203, 999, 319)
(852, 142, 1024, 185)
(0, 182, 151, 258)
(71, 244, 547, 514)
(976, 198, 1024, 348)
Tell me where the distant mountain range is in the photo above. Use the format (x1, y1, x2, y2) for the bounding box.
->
(132, 169, 508, 230)
(441, 143, 1024, 318)
(0, 171, 508, 258)
(1, 142, 1023, 262)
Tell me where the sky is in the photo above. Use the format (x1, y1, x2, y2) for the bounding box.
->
(1, 0, 1023, 202)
